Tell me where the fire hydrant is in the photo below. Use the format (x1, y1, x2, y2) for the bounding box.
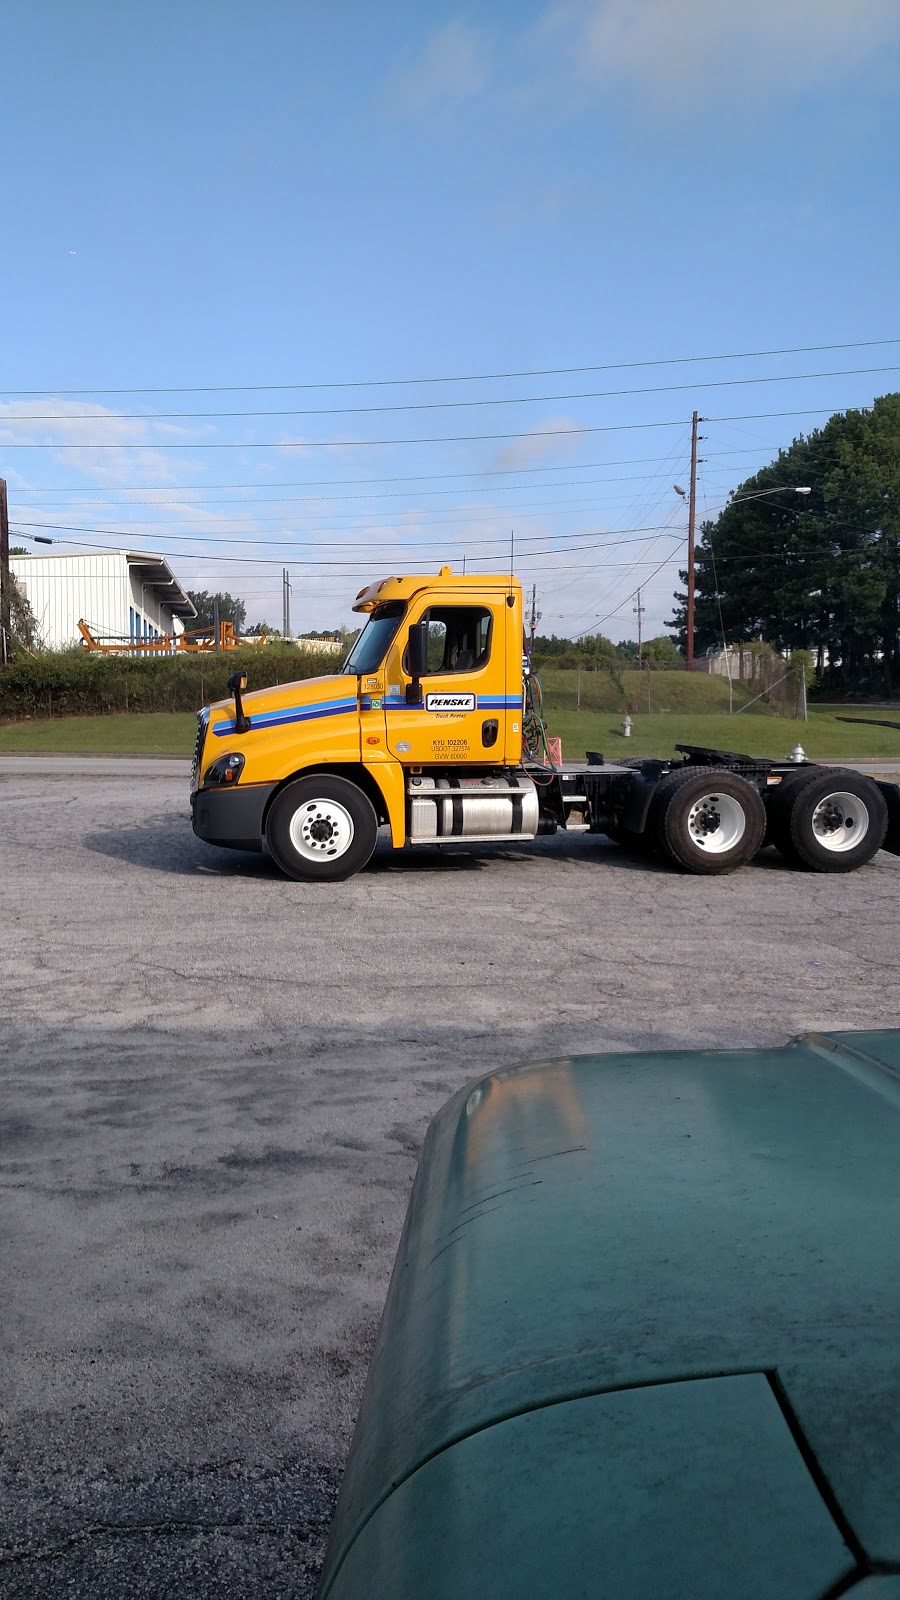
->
(788, 744, 807, 763)
(622, 714, 633, 738)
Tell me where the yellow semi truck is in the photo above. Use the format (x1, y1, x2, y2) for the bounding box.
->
(190, 567, 900, 882)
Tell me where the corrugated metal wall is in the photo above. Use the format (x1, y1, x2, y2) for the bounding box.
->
(9, 553, 184, 649)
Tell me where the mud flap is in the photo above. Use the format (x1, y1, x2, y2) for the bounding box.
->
(877, 781, 900, 855)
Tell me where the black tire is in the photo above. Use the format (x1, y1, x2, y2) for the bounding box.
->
(760, 766, 821, 849)
(764, 767, 825, 855)
(767, 768, 887, 872)
(649, 766, 766, 875)
(265, 775, 378, 882)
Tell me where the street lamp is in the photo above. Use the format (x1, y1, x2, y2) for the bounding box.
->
(728, 486, 811, 505)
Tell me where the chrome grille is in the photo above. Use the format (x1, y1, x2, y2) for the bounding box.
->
(191, 709, 209, 792)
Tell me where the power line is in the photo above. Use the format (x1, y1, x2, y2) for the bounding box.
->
(0, 404, 868, 450)
(12, 516, 686, 553)
(13, 526, 687, 569)
(573, 551, 681, 637)
(8, 487, 691, 531)
(3, 469, 741, 513)
(3, 362, 899, 421)
(5, 444, 787, 495)
(2, 335, 896, 396)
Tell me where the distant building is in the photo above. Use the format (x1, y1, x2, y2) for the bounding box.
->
(293, 634, 344, 655)
(692, 646, 741, 677)
(9, 550, 196, 650)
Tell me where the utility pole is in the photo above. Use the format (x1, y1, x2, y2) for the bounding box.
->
(1, 478, 10, 665)
(528, 583, 540, 654)
(633, 587, 645, 668)
(685, 410, 704, 671)
(213, 596, 220, 652)
(282, 568, 292, 638)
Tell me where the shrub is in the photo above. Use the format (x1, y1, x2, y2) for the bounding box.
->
(0, 645, 342, 720)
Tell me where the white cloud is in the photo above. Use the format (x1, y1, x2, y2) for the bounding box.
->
(0, 399, 198, 487)
(533, 0, 900, 105)
(487, 415, 589, 471)
(277, 435, 368, 458)
(389, 18, 490, 114)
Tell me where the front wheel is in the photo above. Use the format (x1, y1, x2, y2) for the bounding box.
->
(265, 775, 378, 882)
(650, 766, 766, 874)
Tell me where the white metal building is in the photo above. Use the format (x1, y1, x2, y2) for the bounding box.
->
(9, 550, 196, 649)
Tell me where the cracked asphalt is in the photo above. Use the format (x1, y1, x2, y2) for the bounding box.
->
(3, 761, 900, 1597)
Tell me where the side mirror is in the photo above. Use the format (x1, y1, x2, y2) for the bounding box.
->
(406, 621, 428, 704)
(226, 670, 251, 733)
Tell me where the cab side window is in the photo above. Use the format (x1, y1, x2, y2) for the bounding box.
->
(420, 607, 492, 674)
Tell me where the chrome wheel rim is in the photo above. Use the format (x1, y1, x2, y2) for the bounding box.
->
(810, 791, 869, 853)
(289, 798, 355, 861)
(686, 792, 746, 854)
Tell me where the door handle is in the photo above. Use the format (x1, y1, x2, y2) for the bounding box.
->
(481, 718, 499, 749)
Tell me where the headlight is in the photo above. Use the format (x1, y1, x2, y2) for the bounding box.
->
(203, 752, 245, 786)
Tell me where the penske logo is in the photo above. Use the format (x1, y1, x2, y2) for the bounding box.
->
(425, 692, 475, 712)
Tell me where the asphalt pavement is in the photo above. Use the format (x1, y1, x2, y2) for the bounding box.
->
(2, 763, 899, 1596)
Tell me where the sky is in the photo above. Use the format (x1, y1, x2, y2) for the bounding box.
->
(2, 0, 900, 642)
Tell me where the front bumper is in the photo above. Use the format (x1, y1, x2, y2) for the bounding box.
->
(191, 782, 277, 853)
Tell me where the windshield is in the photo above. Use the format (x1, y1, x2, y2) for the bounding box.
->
(342, 602, 406, 675)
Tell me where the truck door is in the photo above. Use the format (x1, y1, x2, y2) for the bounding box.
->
(383, 598, 508, 767)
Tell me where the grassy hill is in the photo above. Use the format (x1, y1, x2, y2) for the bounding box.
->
(536, 666, 762, 716)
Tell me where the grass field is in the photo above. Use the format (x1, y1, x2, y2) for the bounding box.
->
(536, 666, 761, 715)
(1, 696, 899, 761)
(0, 714, 196, 755)
(544, 709, 900, 761)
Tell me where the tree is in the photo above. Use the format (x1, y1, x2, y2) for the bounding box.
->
(669, 394, 900, 693)
(643, 635, 680, 663)
(533, 633, 575, 657)
(579, 631, 616, 661)
(186, 590, 247, 634)
(8, 574, 38, 653)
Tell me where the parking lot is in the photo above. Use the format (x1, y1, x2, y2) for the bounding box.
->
(3, 760, 900, 1597)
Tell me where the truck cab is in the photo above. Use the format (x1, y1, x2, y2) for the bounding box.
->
(191, 568, 544, 881)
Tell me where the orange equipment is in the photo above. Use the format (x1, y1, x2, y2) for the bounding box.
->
(76, 619, 266, 655)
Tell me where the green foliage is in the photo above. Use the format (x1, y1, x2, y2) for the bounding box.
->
(643, 635, 680, 663)
(7, 573, 39, 654)
(615, 638, 639, 661)
(670, 393, 900, 694)
(579, 631, 616, 660)
(185, 590, 248, 633)
(0, 644, 343, 719)
(532, 633, 575, 657)
(788, 648, 815, 689)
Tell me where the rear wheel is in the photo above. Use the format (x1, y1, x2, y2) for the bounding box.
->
(650, 766, 766, 875)
(767, 769, 887, 872)
(265, 775, 378, 882)
(761, 767, 821, 849)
